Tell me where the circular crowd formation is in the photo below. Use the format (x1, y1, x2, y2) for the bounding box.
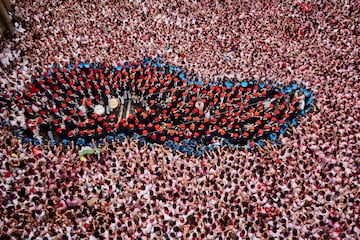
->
(10, 57, 312, 154)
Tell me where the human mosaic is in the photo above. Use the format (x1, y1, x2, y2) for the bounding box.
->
(6, 57, 313, 155)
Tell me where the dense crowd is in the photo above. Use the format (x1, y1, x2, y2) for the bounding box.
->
(1, 0, 359, 239)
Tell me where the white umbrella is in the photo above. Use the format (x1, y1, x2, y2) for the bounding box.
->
(94, 105, 105, 115)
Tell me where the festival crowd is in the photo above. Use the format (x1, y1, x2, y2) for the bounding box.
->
(4, 55, 312, 154)
(1, 0, 359, 239)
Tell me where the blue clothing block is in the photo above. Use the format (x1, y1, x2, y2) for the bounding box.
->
(195, 151, 203, 157)
(165, 140, 173, 147)
(190, 141, 197, 148)
(225, 82, 233, 88)
(280, 128, 286, 135)
(139, 139, 146, 147)
(118, 133, 125, 138)
(34, 139, 42, 146)
(285, 86, 292, 93)
(77, 138, 85, 145)
(241, 82, 248, 87)
(208, 144, 214, 151)
(132, 134, 141, 140)
(304, 90, 311, 97)
(269, 133, 277, 141)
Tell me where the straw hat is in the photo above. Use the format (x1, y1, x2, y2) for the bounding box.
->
(109, 98, 119, 109)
